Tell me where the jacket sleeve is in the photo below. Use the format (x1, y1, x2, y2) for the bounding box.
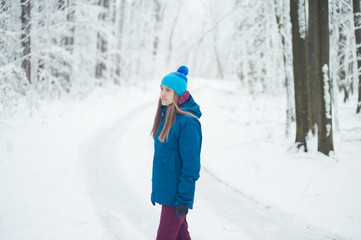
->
(176, 117, 202, 209)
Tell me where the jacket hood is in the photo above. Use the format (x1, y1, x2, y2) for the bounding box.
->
(179, 95, 202, 119)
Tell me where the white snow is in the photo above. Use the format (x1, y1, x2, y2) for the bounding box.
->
(323, 64, 332, 122)
(1, 79, 361, 239)
(297, 0, 306, 39)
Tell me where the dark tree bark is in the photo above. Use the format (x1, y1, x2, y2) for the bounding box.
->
(353, 0, 361, 113)
(290, 0, 312, 151)
(308, 0, 334, 155)
(21, 0, 31, 84)
(319, 0, 334, 154)
(307, 0, 320, 132)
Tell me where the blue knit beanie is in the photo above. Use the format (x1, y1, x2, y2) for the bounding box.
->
(160, 66, 189, 96)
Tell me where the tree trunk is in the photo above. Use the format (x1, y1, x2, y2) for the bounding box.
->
(337, 17, 349, 102)
(353, 0, 361, 113)
(290, 0, 311, 151)
(95, 0, 109, 81)
(166, 4, 181, 65)
(21, 0, 31, 84)
(65, 0, 75, 52)
(152, 0, 162, 57)
(57, 0, 74, 92)
(275, 0, 294, 138)
(213, 37, 224, 79)
(308, 0, 321, 133)
(115, 0, 125, 80)
(310, 0, 334, 155)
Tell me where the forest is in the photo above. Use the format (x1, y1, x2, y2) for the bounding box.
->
(1, 1, 361, 151)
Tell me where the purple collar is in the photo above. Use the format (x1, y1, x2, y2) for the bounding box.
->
(177, 91, 190, 106)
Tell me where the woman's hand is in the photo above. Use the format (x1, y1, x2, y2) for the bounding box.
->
(176, 205, 188, 216)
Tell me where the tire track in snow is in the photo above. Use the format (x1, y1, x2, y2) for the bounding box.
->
(193, 167, 342, 240)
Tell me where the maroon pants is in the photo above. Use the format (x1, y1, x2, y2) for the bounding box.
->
(156, 205, 191, 240)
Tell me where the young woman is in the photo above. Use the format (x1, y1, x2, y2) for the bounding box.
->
(151, 66, 202, 240)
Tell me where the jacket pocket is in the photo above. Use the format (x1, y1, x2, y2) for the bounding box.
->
(157, 153, 177, 192)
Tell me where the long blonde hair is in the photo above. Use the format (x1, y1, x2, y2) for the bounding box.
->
(151, 92, 197, 142)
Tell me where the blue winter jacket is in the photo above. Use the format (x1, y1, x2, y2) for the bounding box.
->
(151, 95, 202, 209)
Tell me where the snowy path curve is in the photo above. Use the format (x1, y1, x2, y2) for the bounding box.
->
(82, 103, 157, 239)
(82, 100, 340, 240)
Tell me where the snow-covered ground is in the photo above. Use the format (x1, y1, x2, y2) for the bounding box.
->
(0, 79, 360, 239)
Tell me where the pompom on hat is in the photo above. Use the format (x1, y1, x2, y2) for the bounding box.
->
(161, 66, 189, 96)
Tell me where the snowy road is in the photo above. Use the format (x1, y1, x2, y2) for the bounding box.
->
(82, 100, 340, 240)
(1, 81, 358, 240)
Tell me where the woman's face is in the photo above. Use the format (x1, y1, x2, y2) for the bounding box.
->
(160, 85, 174, 106)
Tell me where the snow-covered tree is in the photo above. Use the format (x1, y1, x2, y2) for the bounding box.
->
(290, 0, 334, 155)
(0, 0, 358, 154)
(95, 0, 109, 83)
(21, 0, 31, 83)
(275, 0, 294, 137)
